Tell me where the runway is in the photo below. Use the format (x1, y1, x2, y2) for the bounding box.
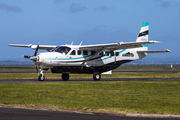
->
(1, 107, 175, 120)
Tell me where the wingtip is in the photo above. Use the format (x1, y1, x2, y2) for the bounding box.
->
(165, 49, 171, 53)
(8, 44, 14, 46)
(149, 41, 160, 43)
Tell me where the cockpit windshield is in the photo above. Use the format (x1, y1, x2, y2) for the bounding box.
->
(50, 46, 71, 54)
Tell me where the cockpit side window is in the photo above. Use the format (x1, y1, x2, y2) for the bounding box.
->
(51, 46, 71, 54)
(70, 50, 76, 55)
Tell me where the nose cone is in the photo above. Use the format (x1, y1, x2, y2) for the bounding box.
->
(30, 56, 37, 61)
(29, 54, 42, 64)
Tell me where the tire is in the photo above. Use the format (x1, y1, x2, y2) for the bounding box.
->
(93, 72, 101, 81)
(38, 74, 45, 81)
(62, 73, 69, 81)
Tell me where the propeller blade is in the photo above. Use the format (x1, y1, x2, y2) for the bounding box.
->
(34, 43, 40, 56)
(35, 64, 39, 73)
(23, 55, 31, 59)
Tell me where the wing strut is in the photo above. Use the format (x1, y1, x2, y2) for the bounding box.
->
(81, 47, 105, 66)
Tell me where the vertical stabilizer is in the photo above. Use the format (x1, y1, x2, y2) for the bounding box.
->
(136, 22, 149, 51)
(136, 22, 149, 42)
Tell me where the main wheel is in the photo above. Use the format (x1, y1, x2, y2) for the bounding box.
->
(38, 74, 45, 81)
(93, 72, 101, 81)
(62, 73, 69, 81)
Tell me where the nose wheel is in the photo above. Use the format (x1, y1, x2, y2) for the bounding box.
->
(38, 69, 45, 81)
(38, 74, 45, 81)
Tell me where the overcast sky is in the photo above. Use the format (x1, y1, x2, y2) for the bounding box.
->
(0, 0, 180, 59)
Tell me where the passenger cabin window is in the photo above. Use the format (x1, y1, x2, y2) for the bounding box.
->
(51, 46, 71, 55)
(115, 52, 119, 56)
(78, 50, 81, 55)
(70, 50, 76, 55)
(110, 51, 114, 56)
(105, 51, 109, 56)
(99, 52, 104, 57)
(91, 51, 96, 55)
(83, 50, 88, 55)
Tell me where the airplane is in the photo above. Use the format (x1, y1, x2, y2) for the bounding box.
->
(9, 22, 171, 81)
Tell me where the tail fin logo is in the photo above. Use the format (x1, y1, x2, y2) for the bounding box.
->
(138, 30, 148, 37)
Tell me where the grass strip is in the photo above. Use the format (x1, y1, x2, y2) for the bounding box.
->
(0, 67, 35, 70)
(0, 73, 180, 79)
(0, 81, 180, 114)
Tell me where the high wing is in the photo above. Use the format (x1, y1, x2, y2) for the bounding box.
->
(9, 44, 56, 51)
(79, 41, 160, 51)
(137, 49, 171, 53)
(79, 41, 163, 66)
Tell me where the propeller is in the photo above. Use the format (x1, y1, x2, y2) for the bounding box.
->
(34, 43, 40, 56)
(34, 43, 40, 73)
(23, 43, 40, 74)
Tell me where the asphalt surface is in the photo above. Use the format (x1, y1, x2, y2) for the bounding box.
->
(0, 107, 178, 120)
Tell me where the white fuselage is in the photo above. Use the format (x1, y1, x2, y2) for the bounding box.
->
(36, 45, 147, 69)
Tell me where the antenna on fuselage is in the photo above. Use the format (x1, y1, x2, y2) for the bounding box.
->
(71, 41, 74, 45)
(79, 41, 83, 46)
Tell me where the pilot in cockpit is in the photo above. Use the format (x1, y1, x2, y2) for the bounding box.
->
(64, 48, 68, 54)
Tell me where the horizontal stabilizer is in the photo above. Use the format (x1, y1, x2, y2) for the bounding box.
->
(137, 49, 171, 53)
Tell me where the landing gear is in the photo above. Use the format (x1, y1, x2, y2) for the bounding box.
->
(38, 74, 45, 81)
(62, 73, 69, 81)
(93, 72, 101, 81)
(38, 69, 45, 81)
